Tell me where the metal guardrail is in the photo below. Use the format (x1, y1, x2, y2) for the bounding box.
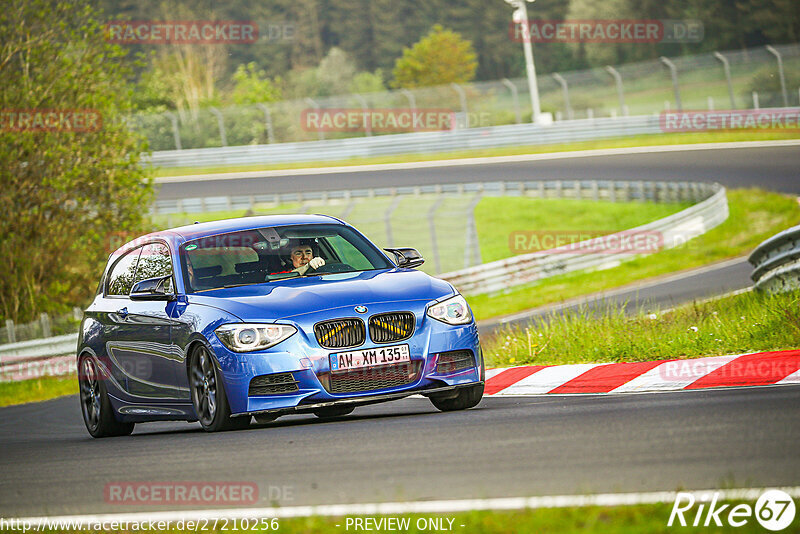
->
(147, 114, 662, 168)
(0, 333, 77, 365)
(749, 225, 800, 292)
(440, 183, 728, 295)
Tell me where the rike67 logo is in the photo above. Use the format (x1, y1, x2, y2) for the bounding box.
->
(668, 490, 796, 530)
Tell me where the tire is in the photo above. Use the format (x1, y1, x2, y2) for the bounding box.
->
(313, 405, 355, 419)
(190, 345, 250, 432)
(429, 383, 484, 412)
(79, 355, 135, 438)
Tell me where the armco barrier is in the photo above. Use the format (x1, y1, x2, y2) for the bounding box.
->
(439, 183, 728, 295)
(749, 225, 800, 292)
(147, 114, 662, 168)
(0, 333, 77, 366)
(145, 108, 800, 169)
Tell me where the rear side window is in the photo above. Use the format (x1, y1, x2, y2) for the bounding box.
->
(106, 247, 142, 296)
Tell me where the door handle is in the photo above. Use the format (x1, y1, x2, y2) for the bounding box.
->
(117, 307, 129, 318)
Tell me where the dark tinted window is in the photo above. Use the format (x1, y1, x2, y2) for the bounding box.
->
(107, 247, 142, 296)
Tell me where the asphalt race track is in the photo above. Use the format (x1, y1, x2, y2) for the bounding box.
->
(478, 257, 753, 336)
(155, 144, 800, 199)
(1, 387, 799, 517)
(1, 143, 798, 518)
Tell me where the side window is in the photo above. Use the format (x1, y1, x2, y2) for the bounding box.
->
(107, 247, 143, 296)
(135, 243, 174, 292)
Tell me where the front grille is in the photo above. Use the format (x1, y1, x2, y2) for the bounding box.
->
(368, 312, 415, 343)
(436, 350, 475, 374)
(248, 372, 299, 396)
(325, 361, 421, 394)
(314, 318, 366, 349)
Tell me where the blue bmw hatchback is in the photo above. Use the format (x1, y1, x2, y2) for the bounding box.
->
(78, 215, 484, 437)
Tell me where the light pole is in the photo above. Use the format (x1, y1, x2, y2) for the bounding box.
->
(505, 0, 542, 124)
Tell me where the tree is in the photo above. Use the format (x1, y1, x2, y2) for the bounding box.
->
(230, 63, 282, 105)
(391, 25, 478, 88)
(0, 0, 152, 322)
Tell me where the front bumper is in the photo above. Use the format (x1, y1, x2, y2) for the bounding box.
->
(207, 304, 482, 415)
(233, 382, 484, 418)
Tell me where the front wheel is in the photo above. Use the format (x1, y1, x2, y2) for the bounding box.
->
(190, 345, 250, 432)
(429, 383, 484, 412)
(79, 355, 134, 438)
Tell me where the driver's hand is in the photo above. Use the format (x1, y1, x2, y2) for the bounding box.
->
(308, 257, 326, 269)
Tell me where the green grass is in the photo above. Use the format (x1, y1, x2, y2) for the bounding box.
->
(152, 129, 800, 177)
(469, 188, 800, 320)
(27, 501, 780, 533)
(483, 289, 800, 368)
(475, 197, 690, 263)
(0, 374, 77, 407)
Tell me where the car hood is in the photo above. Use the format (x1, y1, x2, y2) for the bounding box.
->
(186, 269, 455, 322)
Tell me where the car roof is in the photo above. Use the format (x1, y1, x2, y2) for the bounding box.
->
(114, 214, 344, 255)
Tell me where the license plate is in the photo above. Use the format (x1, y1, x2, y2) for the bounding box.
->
(330, 344, 410, 372)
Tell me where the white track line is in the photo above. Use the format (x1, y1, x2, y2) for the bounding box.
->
(11, 487, 800, 524)
(155, 139, 800, 183)
(778, 368, 800, 385)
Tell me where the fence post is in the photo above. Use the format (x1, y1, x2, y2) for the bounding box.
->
(464, 194, 483, 268)
(305, 98, 325, 140)
(501, 78, 522, 124)
(752, 91, 760, 110)
(385, 196, 401, 247)
(604, 65, 627, 116)
(552, 73, 573, 120)
(659, 57, 682, 111)
(40, 313, 52, 338)
(428, 196, 444, 274)
(209, 107, 228, 147)
(255, 103, 275, 144)
(353, 94, 372, 137)
(73, 307, 83, 321)
(713, 52, 736, 109)
(400, 88, 416, 115)
(5, 319, 15, 343)
(164, 111, 182, 150)
(451, 83, 468, 127)
(766, 45, 789, 107)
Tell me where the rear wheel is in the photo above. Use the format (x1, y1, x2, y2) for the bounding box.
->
(429, 383, 484, 412)
(313, 406, 355, 418)
(190, 345, 250, 432)
(79, 355, 134, 438)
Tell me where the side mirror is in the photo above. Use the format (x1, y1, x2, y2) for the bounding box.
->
(130, 275, 176, 301)
(384, 247, 425, 269)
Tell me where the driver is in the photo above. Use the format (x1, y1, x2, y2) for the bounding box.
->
(286, 239, 325, 275)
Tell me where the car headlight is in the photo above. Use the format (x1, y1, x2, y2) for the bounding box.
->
(215, 324, 297, 352)
(427, 294, 473, 325)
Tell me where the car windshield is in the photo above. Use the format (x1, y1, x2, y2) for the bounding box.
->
(180, 223, 393, 292)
